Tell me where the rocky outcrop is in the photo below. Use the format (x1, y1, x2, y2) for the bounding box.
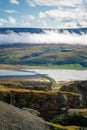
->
(52, 108, 87, 127)
(0, 78, 52, 91)
(57, 92, 82, 108)
(0, 90, 82, 121)
(0, 91, 82, 109)
(60, 80, 87, 107)
(0, 101, 50, 130)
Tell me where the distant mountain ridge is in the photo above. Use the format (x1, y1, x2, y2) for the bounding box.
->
(0, 27, 87, 34)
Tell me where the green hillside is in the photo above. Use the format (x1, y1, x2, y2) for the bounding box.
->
(0, 44, 87, 69)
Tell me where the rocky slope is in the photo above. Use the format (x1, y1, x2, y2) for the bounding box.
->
(0, 101, 51, 130)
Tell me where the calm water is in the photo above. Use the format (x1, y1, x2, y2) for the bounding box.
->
(0, 69, 87, 82)
(0, 70, 36, 76)
(29, 69, 87, 81)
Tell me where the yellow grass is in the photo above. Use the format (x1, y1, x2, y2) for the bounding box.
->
(0, 85, 29, 92)
(0, 85, 53, 94)
(52, 124, 80, 130)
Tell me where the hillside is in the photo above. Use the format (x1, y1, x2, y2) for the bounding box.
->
(0, 44, 87, 68)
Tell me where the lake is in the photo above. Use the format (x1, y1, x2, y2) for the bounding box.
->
(0, 69, 87, 82)
(0, 70, 36, 76)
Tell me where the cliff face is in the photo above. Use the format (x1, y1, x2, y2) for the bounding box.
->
(0, 90, 82, 120)
(0, 91, 82, 109)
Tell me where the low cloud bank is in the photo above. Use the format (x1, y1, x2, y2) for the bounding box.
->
(0, 30, 87, 45)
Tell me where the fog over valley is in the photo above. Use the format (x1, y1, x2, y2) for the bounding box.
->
(0, 28, 87, 45)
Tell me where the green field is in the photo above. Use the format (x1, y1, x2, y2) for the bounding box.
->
(25, 64, 83, 69)
(0, 64, 84, 70)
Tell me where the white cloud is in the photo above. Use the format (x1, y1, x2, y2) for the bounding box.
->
(23, 22, 31, 27)
(8, 16, 17, 24)
(3, 9, 17, 14)
(10, 0, 19, 5)
(0, 18, 7, 26)
(20, 15, 35, 27)
(0, 30, 87, 45)
(27, 15, 35, 20)
(26, 0, 87, 28)
(41, 20, 47, 27)
(0, 17, 17, 27)
(39, 7, 87, 28)
(26, 0, 35, 7)
(26, 0, 84, 7)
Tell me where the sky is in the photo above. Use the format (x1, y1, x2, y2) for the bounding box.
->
(0, 0, 87, 28)
(0, 0, 87, 45)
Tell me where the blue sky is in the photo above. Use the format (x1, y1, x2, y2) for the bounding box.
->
(0, 0, 87, 28)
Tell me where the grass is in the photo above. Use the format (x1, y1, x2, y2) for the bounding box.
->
(0, 84, 78, 96)
(68, 109, 87, 116)
(26, 64, 83, 69)
(0, 64, 26, 70)
(52, 124, 80, 130)
(57, 81, 74, 87)
(0, 44, 87, 69)
(0, 85, 29, 92)
(0, 78, 74, 94)
(0, 64, 84, 70)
